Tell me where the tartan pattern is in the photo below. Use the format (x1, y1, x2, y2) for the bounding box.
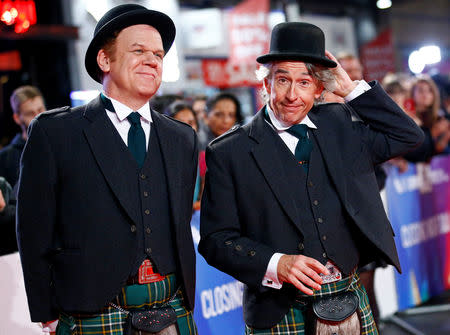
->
(246, 272, 378, 335)
(56, 274, 197, 335)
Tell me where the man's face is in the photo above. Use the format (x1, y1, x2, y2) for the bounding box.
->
(207, 98, 237, 137)
(264, 61, 323, 126)
(102, 24, 164, 103)
(13, 96, 45, 130)
(339, 58, 363, 81)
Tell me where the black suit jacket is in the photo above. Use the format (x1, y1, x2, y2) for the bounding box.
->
(199, 82, 424, 328)
(17, 96, 198, 322)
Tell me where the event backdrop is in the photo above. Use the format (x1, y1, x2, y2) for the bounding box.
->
(191, 210, 245, 334)
(385, 155, 450, 310)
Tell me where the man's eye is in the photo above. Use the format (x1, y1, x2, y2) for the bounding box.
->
(299, 80, 311, 87)
(134, 49, 143, 54)
(277, 78, 288, 84)
(155, 53, 163, 60)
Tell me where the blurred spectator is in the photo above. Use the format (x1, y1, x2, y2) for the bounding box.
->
(408, 76, 450, 160)
(166, 101, 206, 211)
(165, 101, 198, 131)
(336, 52, 364, 81)
(0, 85, 46, 187)
(201, 92, 243, 148)
(191, 95, 209, 148)
(0, 177, 17, 256)
(150, 93, 183, 113)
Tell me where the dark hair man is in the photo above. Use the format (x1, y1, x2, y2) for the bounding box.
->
(199, 22, 423, 334)
(0, 85, 45, 187)
(17, 4, 198, 334)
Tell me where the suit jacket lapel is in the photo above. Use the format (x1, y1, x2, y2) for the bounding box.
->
(248, 110, 301, 229)
(308, 108, 348, 207)
(82, 95, 141, 225)
(151, 111, 183, 224)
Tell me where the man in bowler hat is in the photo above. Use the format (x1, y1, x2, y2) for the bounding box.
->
(199, 22, 424, 334)
(17, 4, 198, 334)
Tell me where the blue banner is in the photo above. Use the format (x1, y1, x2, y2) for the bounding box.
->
(385, 156, 450, 310)
(191, 210, 245, 334)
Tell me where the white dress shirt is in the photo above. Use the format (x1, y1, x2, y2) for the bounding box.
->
(103, 93, 152, 148)
(262, 80, 371, 289)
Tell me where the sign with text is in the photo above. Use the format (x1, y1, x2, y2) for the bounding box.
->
(385, 156, 450, 310)
(191, 211, 245, 334)
(360, 29, 395, 82)
(228, 0, 270, 65)
(202, 59, 262, 88)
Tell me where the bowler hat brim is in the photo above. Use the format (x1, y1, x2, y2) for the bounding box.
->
(85, 9, 176, 83)
(257, 52, 337, 68)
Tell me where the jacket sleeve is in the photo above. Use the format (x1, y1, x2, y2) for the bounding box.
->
(16, 118, 58, 322)
(347, 81, 425, 164)
(199, 145, 275, 290)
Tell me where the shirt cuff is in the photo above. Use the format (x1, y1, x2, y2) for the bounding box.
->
(344, 80, 371, 102)
(262, 252, 284, 289)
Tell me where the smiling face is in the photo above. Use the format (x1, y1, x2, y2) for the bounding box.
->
(98, 24, 164, 109)
(264, 61, 323, 126)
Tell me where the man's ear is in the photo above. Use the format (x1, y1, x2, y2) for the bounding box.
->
(264, 77, 271, 96)
(12, 112, 21, 126)
(314, 82, 325, 100)
(97, 49, 110, 73)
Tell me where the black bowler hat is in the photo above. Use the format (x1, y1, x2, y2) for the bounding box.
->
(257, 22, 337, 68)
(85, 4, 176, 83)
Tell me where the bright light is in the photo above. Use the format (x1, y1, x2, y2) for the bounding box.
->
(408, 45, 442, 74)
(10, 8, 18, 18)
(377, 0, 392, 9)
(85, 0, 109, 22)
(163, 44, 180, 82)
(408, 51, 425, 74)
(1, 10, 14, 25)
(419, 45, 441, 64)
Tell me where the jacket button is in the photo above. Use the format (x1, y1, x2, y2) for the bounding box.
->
(317, 217, 323, 223)
(145, 227, 151, 234)
(140, 174, 147, 180)
(235, 245, 242, 251)
(130, 225, 137, 233)
(313, 200, 319, 206)
(143, 191, 149, 197)
(308, 181, 314, 187)
(322, 252, 327, 258)
(248, 250, 256, 256)
(146, 247, 152, 254)
(225, 241, 232, 246)
(322, 235, 327, 241)
(144, 209, 150, 215)
(298, 243, 304, 251)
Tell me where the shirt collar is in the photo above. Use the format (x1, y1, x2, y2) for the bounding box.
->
(102, 92, 152, 123)
(266, 104, 317, 131)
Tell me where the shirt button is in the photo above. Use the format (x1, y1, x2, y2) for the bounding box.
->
(145, 227, 151, 234)
(143, 191, 149, 197)
(146, 247, 152, 254)
(322, 235, 327, 241)
(313, 200, 319, 206)
(130, 225, 137, 233)
(140, 174, 147, 180)
(144, 209, 150, 215)
(298, 243, 304, 251)
(322, 252, 327, 258)
(317, 218, 323, 223)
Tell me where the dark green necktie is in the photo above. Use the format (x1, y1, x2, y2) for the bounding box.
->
(100, 94, 146, 168)
(127, 112, 146, 168)
(286, 124, 312, 173)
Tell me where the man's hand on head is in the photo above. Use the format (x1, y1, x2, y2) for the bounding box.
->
(277, 254, 329, 295)
(325, 50, 358, 98)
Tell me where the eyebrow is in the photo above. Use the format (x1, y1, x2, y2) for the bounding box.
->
(274, 69, 310, 76)
(130, 43, 164, 53)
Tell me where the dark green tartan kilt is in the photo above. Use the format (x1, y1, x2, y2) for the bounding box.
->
(56, 273, 197, 335)
(246, 272, 378, 335)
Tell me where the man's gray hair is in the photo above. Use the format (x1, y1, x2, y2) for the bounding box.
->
(255, 62, 336, 104)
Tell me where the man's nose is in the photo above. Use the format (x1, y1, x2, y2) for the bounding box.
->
(144, 53, 158, 67)
(286, 83, 297, 101)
